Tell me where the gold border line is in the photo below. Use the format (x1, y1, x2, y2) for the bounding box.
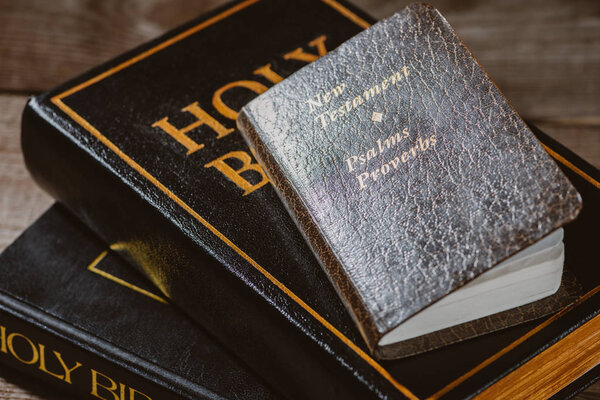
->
(56, 0, 261, 100)
(87, 250, 169, 304)
(427, 285, 600, 399)
(428, 148, 600, 398)
(475, 312, 600, 399)
(320, 0, 371, 29)
(51, 2, 418, 398)
(47, 0, 600, 399)
(52, 94, 417, 400)
(542, 144, 600, 190)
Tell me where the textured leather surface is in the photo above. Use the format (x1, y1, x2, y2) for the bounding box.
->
(22, 1, 390, 398)
(0, 204, 280, 400)
(239, 3, 582, 354)
(20, 0, 600, 398)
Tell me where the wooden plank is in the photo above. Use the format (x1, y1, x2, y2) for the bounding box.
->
(0, 0, 228, 94)
(352, 0, 600, 121)
(534, 121, 600, 168)
(0, 365, 66, 400)
(0, 0, 598, 122)
(0, 94, 51, 251)
(0, 0, 598, 399)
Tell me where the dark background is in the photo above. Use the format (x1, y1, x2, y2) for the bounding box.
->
(0, 0, 598, 399)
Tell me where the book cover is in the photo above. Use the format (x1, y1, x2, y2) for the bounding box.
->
(0, 204, 280, 400)
(237, 3, 582, 358)
(20, 0, 600, 398)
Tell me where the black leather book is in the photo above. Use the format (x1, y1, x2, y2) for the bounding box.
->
(0, 204, 280, 400)
(237, 3, 582, 359)
(20, 0, 600, 398)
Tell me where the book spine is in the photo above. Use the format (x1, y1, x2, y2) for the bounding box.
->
(22, 95, 384, 399)
(237, 110, 381, 351)
(0, 294, 199, 400)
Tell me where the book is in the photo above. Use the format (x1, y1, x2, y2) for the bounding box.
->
(0, 204, 280, 400)
(20, 0, 600, 398)
(237, 3, 582, 358)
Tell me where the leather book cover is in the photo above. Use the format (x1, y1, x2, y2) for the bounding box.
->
(237, 3, 582, 357)
(0, 204, 280, 400)
(20, 0, 600, 398)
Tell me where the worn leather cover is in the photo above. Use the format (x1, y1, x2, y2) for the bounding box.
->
(20, 0, 599, 398)
(238, 3, 582, 356)
(0, 204, 279, 400)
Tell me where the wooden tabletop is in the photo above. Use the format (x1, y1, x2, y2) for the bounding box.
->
(0, 0, 598, 398)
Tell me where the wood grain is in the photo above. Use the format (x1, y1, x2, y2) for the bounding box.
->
(0, 365, 65, 400)
(354, 0, 600, 121)
(0, 0, 598, 399)
(2, 0, 598, 122)
(0, 0, 234, 94)
(534, 122, 600, 169)
(475, 313, 600, 399)
(0, 94, 51, 250)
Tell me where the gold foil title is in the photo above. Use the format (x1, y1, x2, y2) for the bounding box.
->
(306, 66, 410, 128)
(150, 35, 330, 197)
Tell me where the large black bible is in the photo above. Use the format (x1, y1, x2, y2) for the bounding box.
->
(20, 0, 600, 398)
(0, 204, 279, 400)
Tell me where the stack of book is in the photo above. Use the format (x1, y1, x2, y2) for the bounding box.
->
(2, 1, 599, 399)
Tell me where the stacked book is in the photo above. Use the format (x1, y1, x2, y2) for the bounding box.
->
(2, 1, 599, 399)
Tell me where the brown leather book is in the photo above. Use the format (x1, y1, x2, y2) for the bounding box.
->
(237, 3, 582, 359)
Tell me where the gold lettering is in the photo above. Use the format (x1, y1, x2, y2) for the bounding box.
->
(363, 85, 380, 100)
(58, 352, 82, 384)
(213, 80, 268, 120)
(357, 172, 369, 189)
(284, 35, 328, 62)
(204, 151, 269, 195)
(402, 66, 410, 78)
(306, 94, 322, 114)
(0, 326, 6, 354)
(315, 112, 330, 128)
(7, 332, 39, 365)
(38, 344, 82, 384)
(151, 102, 233, 155)
(332, 83, 345, 96)
(366, 148, 377, 161)
(91, 369, 121, 400)
(345, 156, 358, 172)
(38, 344, 63, 381)
(252, 63, 283, 84)
(344, 100, 352, 112)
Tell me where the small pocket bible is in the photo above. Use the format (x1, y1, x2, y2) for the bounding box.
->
(238, 3, 582, 358)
